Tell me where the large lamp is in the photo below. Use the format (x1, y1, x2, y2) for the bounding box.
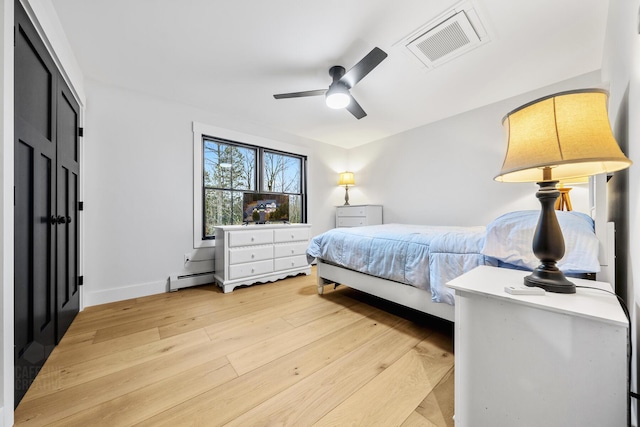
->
(495, 89, 632, 293)
(338, 171, 355, 205)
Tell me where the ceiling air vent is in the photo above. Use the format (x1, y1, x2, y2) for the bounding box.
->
(404, 9, 486, 70)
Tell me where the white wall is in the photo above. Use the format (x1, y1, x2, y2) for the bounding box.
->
(347, 71, 602, 227)
(602, 1, 640, 425)
(82, 79, 346, 305)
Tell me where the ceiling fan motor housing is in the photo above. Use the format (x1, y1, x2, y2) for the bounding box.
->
(329, 65, 347, 84)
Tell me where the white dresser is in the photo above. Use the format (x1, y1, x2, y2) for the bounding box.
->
(335, 205, 382, 228)
(447, 266, 628, 427)
(214, 223, 312, 293)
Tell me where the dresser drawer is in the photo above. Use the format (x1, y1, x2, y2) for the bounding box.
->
(274, 228, 309, 243)
(228, 259, 273, 280)
(228, 229, 273, 247)
(274, 255, 309, 271)
(229, 245, 273, 265)
(274, 242, 308, 258)
(336, 206, 368, 217)
(336, 217, 367, 227)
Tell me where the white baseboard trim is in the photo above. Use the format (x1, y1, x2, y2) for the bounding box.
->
(83, 279, 168, 307)
(169, 272, 215, 291)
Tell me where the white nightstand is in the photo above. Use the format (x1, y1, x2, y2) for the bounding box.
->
(335, 205, 382, 228)
(447, 266, 628, 427)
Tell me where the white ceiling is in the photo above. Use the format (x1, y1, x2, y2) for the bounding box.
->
(49, 0, 610, 149)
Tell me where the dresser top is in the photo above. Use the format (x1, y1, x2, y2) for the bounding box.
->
(447, 266, 628, 327)
(214, 223, 311, 231)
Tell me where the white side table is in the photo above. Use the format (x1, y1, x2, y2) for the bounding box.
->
(447, 265, 628, 427)
(335, 205, 382, 228)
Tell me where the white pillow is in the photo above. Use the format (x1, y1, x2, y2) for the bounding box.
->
(481, 210, 600, 273)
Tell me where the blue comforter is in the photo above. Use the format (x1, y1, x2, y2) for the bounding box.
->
(306, 224, 497, 305)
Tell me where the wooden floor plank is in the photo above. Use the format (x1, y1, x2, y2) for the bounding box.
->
(44, 328, 161, 368)
(206, 315, 295, 349)
(22, 329, 210, 401)
(159, 287, 353, 340)
(89, 302, 221, 343)
(313, 331, 454, 426)
(15, 342, 231, 426)
(227, 302, 377, 375)
(64, 289, 218, 335)
(52, 330, 96, 352)
(415, 367, 455, 427)
(14, 268, 455, 426)
(281, 292, 359, 327)
(92, 278, 316, 343)
(136, 310, 406, 427)
(49, 361, 237, 426)
(401, 411, 439, 427)
(225, 316, 433, 426)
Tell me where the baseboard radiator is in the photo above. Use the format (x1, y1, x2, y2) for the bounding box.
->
(169, 271, 215, 291)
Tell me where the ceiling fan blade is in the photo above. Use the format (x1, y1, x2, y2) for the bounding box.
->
(341, 47, 388, 89)
(346, 95, 366, 119)
(273, 89, 327, 99)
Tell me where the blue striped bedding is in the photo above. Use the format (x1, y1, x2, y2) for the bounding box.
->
(306, 211, 601, 306)
(306, 223, 497, 305)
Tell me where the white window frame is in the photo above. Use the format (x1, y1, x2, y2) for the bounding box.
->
(192, 121, 309, 248)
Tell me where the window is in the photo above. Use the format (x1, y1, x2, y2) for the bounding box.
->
(193, 122, 308, 247)
(203, 139, 257, 234)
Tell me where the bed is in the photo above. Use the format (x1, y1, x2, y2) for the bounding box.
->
(306, 209, 610, 322)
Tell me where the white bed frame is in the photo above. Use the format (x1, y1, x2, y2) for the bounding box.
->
(316, 260, 456, 321)
(316, 174, 615, 322)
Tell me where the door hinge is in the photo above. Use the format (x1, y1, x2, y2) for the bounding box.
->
(78, 201, 84, 211)
(78, 276, 84, 286)
(78, 127, 84, 137)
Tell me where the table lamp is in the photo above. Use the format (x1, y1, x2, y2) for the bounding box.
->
(495, 89, 632, 293)
(338, 172, 355, 205)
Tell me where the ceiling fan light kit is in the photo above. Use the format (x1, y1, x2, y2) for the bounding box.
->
(273, 47, 388, 119)
(325, 83, 351, 109)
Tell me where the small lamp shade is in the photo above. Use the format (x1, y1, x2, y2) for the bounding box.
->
(338, 172, 355, 187)
(496, 89, 632, 182)
(338, 171, 355, 206)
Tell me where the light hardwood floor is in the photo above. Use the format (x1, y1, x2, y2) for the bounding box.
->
(15, 267, 455, 426)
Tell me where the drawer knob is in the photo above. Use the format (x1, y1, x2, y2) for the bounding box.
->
(251, 254, 255, 259)
(291, 234, 295, 239)
(291, 249, 294, 254)
(251, 237, 255, 242)
(251, 268, 255, 273)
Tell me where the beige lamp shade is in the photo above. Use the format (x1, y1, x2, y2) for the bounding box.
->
(495, 89, 632, 182)
(338, 171, 355, 186)
(559, 176, 589, 186)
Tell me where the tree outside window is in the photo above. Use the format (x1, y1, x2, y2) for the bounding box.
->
(202, 137, 305, 238)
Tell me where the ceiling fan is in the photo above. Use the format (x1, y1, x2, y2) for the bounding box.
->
(273, 47, 388, 120)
